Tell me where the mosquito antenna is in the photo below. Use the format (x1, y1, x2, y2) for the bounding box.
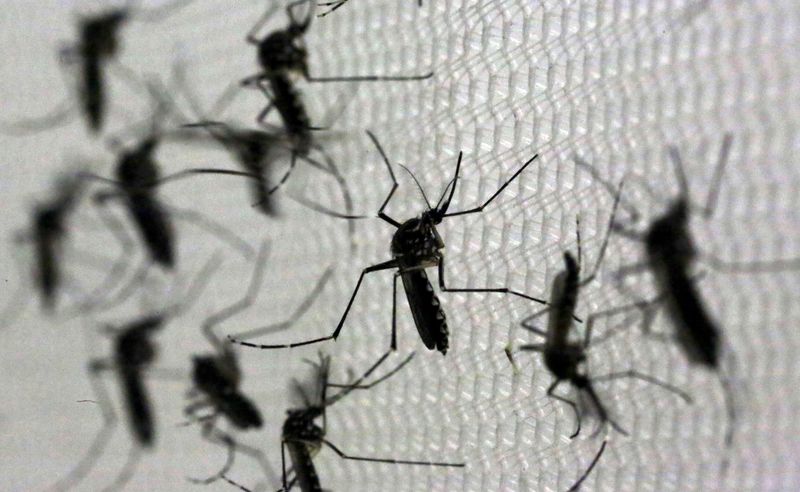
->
(667, 145, 690, 200)
(702, 132, 733, 219)
(398, 164, 433, 211)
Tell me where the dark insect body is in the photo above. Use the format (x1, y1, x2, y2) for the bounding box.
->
(264, 353, 463, 492)
(28, 174, 85, 310)
(236, 0, 432, 203)
(183, 121, 285, 216)
(84, 104, 256, 292)
(46, 314, 163, 492)
(1, 0, 195, 135)
(46, 255, 218, 491)
(506, 189, 692, 438)
(69, 8, 128, 132)
(573, 134, 800, 461)
(111, 136, 176, 267)
(229, 131, 551, 358)
(182, 242, 306, 488)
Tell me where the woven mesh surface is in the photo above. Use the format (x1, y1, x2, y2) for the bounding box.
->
(1, 1, 799, 491)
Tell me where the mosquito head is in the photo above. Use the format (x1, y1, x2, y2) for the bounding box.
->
(117, 138, 160, 188)
(34, 205, 66, 237)
(258, 30, 309, 78)
(117, 325, 157, 367)
(563, 251, 579, 276)
(645, 198, 694, 263)
(83, 9, 128, 57)
(191, 354, 240, 397)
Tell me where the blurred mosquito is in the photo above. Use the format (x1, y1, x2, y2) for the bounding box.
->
(5, 172, 85, 319)
(1, 169, 141, 326)
(182, 241, 332, 488)
(316, 0, 423, 18)
(167, 63, 354, 221)
(225, 352, 463, 492)
(574, 133, 800, 459)
(229, 131, 553, 358)
(506, 183, 692, 438)
(0, 0, 195, 135)
(46, 254, 219, 492)
(78, 81, 255, 308)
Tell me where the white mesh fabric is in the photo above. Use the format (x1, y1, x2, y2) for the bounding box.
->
(1, 1, 799, 491)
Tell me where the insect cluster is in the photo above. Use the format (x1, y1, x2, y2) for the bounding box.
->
(2, 1, 799, 491)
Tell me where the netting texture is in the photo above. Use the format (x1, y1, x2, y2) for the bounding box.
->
(1, 1, 799, 491)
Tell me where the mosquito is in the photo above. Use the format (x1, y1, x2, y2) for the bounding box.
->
(506, 182, 692, 438)
(235, 0, 432, 201)
(10, 172, 85, 313)
(574, 133, 800, 459)
(46, 254, 219, 492)
(316, 0, 423, 18)
(0, 0, 195, 135)
(81, 81, 255, 299)
(182, 241, 332, 487)
(2, 170, 137, 326)
(224, 352, 463, 492)
(229, 131, 554, 357)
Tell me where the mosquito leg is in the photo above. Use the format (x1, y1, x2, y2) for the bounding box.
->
(591, 370, 693, 403)
(228, 260, 394, 349)
(365, 131, 401, 227)
(437, 255, 550, 305)
(321, 439, 465, 467)
(246, 3, 281, 44)
(47, 360, 118, 492)
(519, 312, 549, 336)
(72, 195, 137, 311)
(547, 379, 582, 439)
(186, 428, 236, 485)
(327, 351, 415, 393)
(200, 240, 270, 345)
(166, 203, 255, 260)
(566, 440, 607, 492)
(99, 445, 142, 492)
(442, 153, 538, 218)
(227, 261, 333, 342)
(580, 179, 625, 286)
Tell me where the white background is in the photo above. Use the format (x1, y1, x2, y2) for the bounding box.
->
(1, 1, 799, 491)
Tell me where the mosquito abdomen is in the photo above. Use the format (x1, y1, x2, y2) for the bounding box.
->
(401, 269, 449, 354)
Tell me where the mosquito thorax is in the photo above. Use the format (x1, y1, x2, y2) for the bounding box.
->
(284, 408, 324, 438)
(83, 10, 127, 57)
(117, 329, 157, 367)
(258, 31, 309, 76)
(390, 215, 442, 259)
(645, 199, 695, 265)
(117, 139, 160, 189)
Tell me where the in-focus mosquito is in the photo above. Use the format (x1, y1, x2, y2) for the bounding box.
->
(224, 352, 463, 492)
(229, 131, 553, 357)
(506, 183, 691, 437)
